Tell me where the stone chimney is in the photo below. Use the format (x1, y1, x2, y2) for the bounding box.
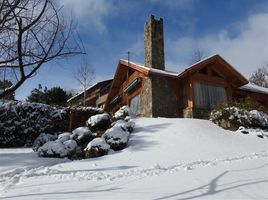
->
(140, 15, 180, 118)
(144, 15, 165, 70)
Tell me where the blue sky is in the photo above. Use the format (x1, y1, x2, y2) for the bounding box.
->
(16, 0, 268, 100)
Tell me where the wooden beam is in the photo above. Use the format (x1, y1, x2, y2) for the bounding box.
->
(192, 73, 228, 86)
(188, 76, 194, 108)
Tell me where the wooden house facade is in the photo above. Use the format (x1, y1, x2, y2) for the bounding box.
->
(67, 79, 112, 108)
(104, 16, 268, 118)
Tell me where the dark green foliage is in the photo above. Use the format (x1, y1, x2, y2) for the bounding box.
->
(26, 84, 47, 104)
(210, 100, 268, 131)
(46, 87, 70, 107)
(0, 80, 15, 100)
(0, 101, 69, 147)
(27, 85, 72, 107)
(215, 98, 267, 114)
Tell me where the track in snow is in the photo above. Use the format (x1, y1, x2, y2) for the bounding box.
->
(0, 151, 267, 193)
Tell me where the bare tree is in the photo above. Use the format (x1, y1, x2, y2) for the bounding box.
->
(249, 62, 268, 88)
(74, 57, 95, 106)
(0, 0, 84, 98)
(189, 49, 208, 64)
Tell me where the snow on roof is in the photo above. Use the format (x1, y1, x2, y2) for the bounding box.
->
(120, 59, 179, 77)
(67, 82, 99, 102)
(67, 79, 112, 102)
(180, 54, 218, 73)
(239, 83, 268, 95)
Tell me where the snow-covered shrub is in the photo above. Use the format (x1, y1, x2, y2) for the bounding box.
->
(87, 113, 111, 132)
(71, 127, 96, 149)
(32, 133, 58, 152)
(63, 140, 78, 154)
(84, 137, 110, 158)
(38, 136, 78, 159)
(38, 141, 69, 158)
(69, 106, 104, 129)
(112, 120, 135, 133)
(235, 126, 268, 139)
(210, 105, 268, 130)
(102, 126, 130, 151)
(57, 132, 71, 143)
(0, 101, 68, 147)
(114, 105, 133, 120)
(122, 120, 135, 133)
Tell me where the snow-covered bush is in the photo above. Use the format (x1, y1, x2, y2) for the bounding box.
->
(102, 126, 130, 151)
(69, 106, 104, 129)
(71, 127, 96, 149)
(84, 137, 110, 158)
(114, 105, 133, 120)
(32, 133, 58, 152)
(0, 101, 68, 147)
(38, 141, 69, 158)
(210, 105, 268, 130)
(87, 113, 111, 132)
(57, 132, 72, 143)
(236, 126, 268, 139)
(63, 139, 78, 154)
(112, 120, 135, 133)
(38, 133, 79, 159)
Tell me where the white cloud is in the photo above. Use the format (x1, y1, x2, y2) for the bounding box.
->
(166, 12, 268, 78)
(149, 0, 195, 10)
(58, 0, 114, 33)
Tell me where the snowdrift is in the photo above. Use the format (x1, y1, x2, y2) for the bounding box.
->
(0, 117, 267, 200)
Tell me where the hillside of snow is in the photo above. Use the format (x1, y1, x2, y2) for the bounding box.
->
(0, 118, 267, 200)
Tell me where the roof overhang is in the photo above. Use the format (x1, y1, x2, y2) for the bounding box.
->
(178, 54, 248, 87)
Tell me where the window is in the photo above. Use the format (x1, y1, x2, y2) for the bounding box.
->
(130, 94, 140, 115)
(194, 82, 227, 109)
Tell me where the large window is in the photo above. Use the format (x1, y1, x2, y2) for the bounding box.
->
(194, 82, 227, 109)
(130, 94, 140, 115)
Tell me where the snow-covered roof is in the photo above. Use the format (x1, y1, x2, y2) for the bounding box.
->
(178, 54, 248, 84)
(121, 54, 247, 80)
(239, 83, 268, 95)
(181, 54, 218, 72)
(67, 79, 112, 102)
(120, 59, 179, 77)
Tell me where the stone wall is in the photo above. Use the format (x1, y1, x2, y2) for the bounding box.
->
(140, 77, 153, 117)
(151, 76, 180, 117)
(140, 76, 180, 117)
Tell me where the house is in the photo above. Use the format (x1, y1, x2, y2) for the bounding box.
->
(67, 79, 112, 108)
(104, 15, 268, 118)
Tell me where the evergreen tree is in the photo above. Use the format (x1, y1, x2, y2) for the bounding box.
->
(46, 87, 69, 107)
(26, 84, 47, 104)
(27, 85, 70, 107)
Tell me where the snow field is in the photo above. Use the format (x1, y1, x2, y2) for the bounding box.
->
(0, 117, 267, 199)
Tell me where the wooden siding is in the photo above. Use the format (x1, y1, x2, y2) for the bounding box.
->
(105, 56, 267, 116)
(107, 70, 145, 114)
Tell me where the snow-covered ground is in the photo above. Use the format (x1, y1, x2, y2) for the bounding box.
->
(0, 118, 267, 200)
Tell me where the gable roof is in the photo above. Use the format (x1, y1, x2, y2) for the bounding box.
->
(119, 59, 178, 77)
(119, 55, 248, 86)
(67, 79, 113, 103)
(178, 54, 248, 86)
